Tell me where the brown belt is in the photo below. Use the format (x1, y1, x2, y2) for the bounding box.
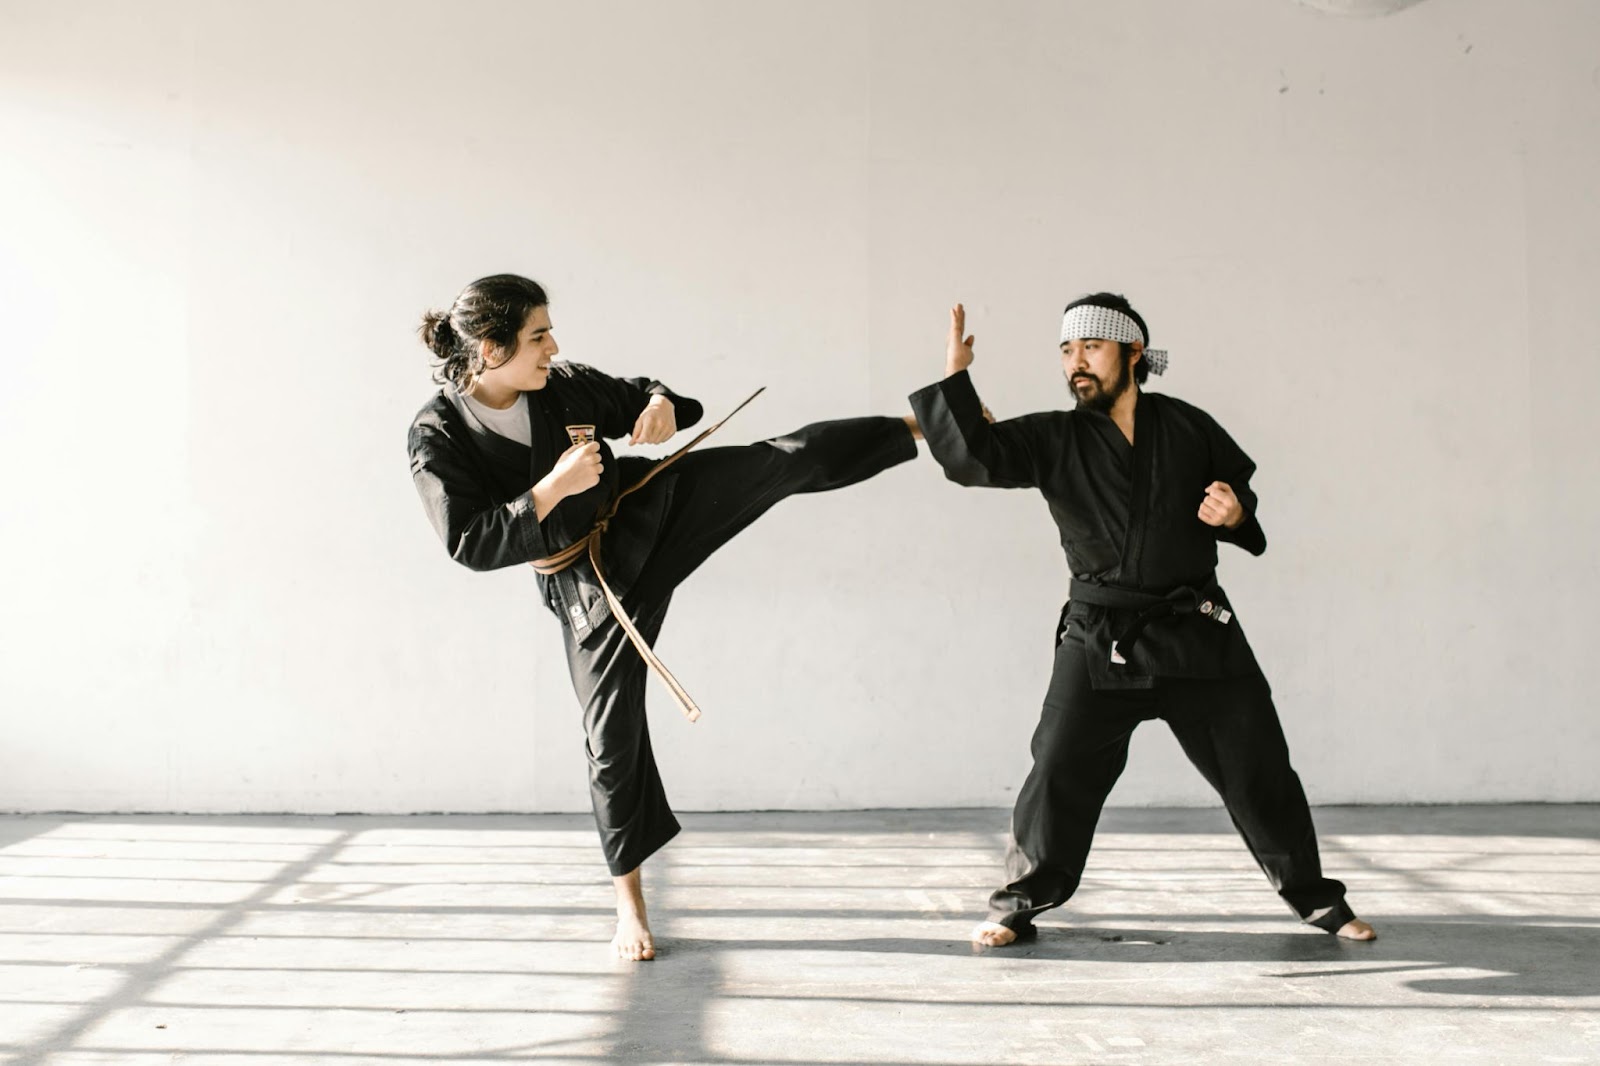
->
(529, 387, 766, 723)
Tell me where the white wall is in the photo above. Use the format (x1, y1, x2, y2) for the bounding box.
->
(2, 0, 1596, 813)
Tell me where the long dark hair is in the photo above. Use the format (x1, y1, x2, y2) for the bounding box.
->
(419, 274, 549, 392)
(1064, 292, 1152, 385)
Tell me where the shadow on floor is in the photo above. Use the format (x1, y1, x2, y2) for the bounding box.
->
(636, 917, 1600, 999)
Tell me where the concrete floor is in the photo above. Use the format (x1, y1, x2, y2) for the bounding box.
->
(0, 806, 1596, 1065)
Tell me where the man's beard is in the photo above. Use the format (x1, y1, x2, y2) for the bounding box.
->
(1066, 355, 1132, 413)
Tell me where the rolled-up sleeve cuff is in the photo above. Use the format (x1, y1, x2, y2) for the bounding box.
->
(1218, 513, 1266, 556)
(647, 383, 704, 430)
(510, 490, 551, 560)
(911, 370, 983, 430)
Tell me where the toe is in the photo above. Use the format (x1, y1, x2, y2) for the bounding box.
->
(970, 921, 1016, 947)
(613, 934, 655, 961)
(1337, 919, 1377, 941)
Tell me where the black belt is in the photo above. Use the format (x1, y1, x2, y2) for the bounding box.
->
(1068, 578, 1233, 662)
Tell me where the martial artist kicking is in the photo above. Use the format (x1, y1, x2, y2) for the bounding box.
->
(909, 294, 1375, 947)
(409, 274, 918, 960)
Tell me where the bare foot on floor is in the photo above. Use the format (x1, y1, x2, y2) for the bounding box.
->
(612, 912, 656, 961)
(1337, 919, 1377, 941)
(971, 921, 1018, 948)
(611, 867, 655, 961)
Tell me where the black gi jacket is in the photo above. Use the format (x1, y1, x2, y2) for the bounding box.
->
(407, 362, 704, 643)
(911, 370, 1267, 688)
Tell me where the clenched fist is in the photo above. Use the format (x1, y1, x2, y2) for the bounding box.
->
(543, 440, 604, 500)
(630, 395, 677, 445)
(1198, 481, 1246, 530)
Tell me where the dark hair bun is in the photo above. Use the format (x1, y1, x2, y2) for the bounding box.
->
(421, 275, 548, 391)
(419, 310, 456, 358)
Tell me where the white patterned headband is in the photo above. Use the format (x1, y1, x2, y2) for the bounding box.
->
(1059, 304, 1169, 376)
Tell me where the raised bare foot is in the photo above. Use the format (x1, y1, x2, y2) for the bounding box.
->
(612, 911, 656, 961)
(971, 920, 1018, 948)
(1336, 919, 1376, 941)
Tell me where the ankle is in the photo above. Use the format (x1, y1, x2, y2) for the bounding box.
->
(612, 868, 647, 918)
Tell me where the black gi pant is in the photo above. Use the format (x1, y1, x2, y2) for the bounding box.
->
(560, 416, 916, 876)
(989, 621, 1356, 933)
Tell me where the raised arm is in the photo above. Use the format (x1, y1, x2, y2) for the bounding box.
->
(908, 303, 1047, 489)
(566, 362, 705, 444)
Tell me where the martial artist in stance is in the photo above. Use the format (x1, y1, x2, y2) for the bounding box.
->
(409, 274, 918, 960)
(909, 294, 1375, 947)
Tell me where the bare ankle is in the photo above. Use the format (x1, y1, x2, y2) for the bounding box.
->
(613, 867, 649, 920)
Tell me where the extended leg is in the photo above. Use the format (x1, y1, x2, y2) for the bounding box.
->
(1162, 671, 1373, 939)
(632, 415, 916, 598)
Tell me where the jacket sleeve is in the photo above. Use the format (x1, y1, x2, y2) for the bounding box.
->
(1205, 414, 1268, 557)
(408, 422, 553, 571)
(909, 369, 1047, 489)
(566, 362, 705, 440)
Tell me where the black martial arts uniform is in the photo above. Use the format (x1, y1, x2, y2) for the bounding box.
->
(910, 369, 1355, 934)
(410, 362, 916, 875)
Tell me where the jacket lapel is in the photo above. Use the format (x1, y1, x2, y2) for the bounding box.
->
(442, 388, 532, 469)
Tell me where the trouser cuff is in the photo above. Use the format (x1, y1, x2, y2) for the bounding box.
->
(1302, 899, 1357, 934)
(603, 817, 681, 877)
